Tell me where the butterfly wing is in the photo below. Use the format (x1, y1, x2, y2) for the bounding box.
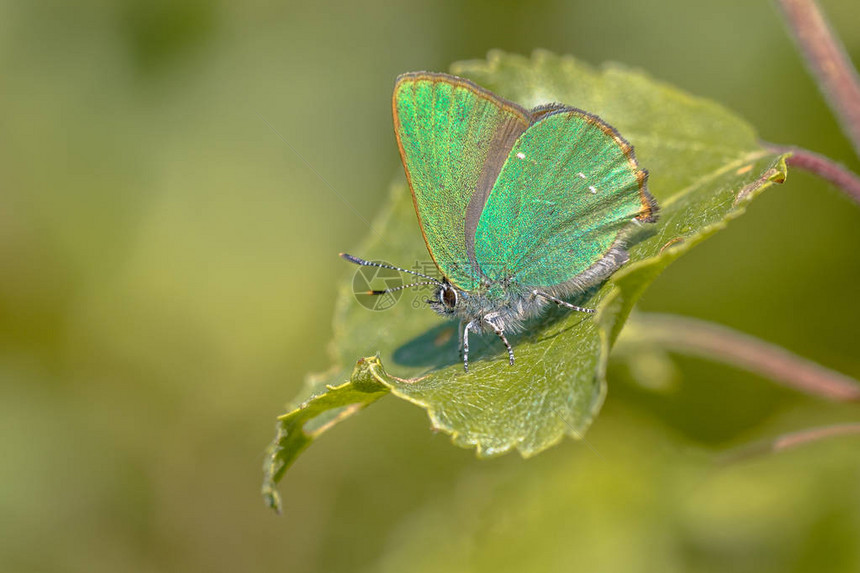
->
(474, 107, 657, 292)
(393, 72, 532, 290)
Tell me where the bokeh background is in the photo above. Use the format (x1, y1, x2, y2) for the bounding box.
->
(2, 1, 859, 571)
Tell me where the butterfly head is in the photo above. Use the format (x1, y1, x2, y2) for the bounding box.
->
(428, 279, 463, 316)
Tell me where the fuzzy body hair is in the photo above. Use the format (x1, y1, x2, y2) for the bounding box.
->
(429, 244, 630, 334)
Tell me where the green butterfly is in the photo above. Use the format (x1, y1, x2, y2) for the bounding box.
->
(343, 72, 658, 371)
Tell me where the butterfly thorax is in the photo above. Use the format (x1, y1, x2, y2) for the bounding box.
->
(429, 277, 546, 334)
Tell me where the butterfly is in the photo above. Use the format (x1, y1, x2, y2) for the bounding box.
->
(342, 72, 658, 371)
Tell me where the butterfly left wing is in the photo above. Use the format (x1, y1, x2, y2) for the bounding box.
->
(393, 73, 532, 291)
(474, 107, 657, 293)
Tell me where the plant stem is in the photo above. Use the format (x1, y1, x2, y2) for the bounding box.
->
(719, 423, 860, 463)
(627, 313, 860, 402)
(767, 144, 860, 205)
(775, 0, 860, 158)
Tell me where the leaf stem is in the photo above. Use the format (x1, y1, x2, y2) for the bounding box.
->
(767, 144, 860, 205)
(627, 313, 860, 402)
(775, 0, 860, 158)
(719, 422, 860, 463)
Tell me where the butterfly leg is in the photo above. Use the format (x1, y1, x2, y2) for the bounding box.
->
(534, 291, 596, 314)
(483, 316, 515, 366)
(462, 320, 476, 372)
(458, 320, 466, 361)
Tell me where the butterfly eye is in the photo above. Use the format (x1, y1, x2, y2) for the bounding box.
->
(441, 286, 458, 308)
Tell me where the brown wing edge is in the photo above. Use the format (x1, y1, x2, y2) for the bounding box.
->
(526, 103, 659, 297)
(530, 103, 659, 224)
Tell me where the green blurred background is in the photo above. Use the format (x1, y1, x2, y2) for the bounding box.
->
(2, 0, 859, 571)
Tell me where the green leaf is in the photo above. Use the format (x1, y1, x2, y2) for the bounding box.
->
(262, 50, 789, 510)
(262, 356, 390, 512)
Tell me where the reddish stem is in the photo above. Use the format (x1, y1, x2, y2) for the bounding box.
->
(720, 423, 860, 463)
(768, 144, 860, 205)
(633, 313, 860, 402)
(776, 0, 860, 158)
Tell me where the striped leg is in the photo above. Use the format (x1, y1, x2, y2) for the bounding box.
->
(458, 320, 466, 361)
(483, 317, 515, 366)
(534, 291, 596, 314)
(462, 320, 476, 372)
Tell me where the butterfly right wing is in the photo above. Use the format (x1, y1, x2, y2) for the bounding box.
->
(474, 106, 656, 291)
(393, 72, 531, 291)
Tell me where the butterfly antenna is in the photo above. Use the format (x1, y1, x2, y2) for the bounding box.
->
(339, 253, 443, 284)
(364, 281, 438, 295)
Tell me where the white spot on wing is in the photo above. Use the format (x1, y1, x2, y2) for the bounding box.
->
(588, 185, 597, 194)
(577, 172, 587, 179)
(516, 152, 526, 159)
